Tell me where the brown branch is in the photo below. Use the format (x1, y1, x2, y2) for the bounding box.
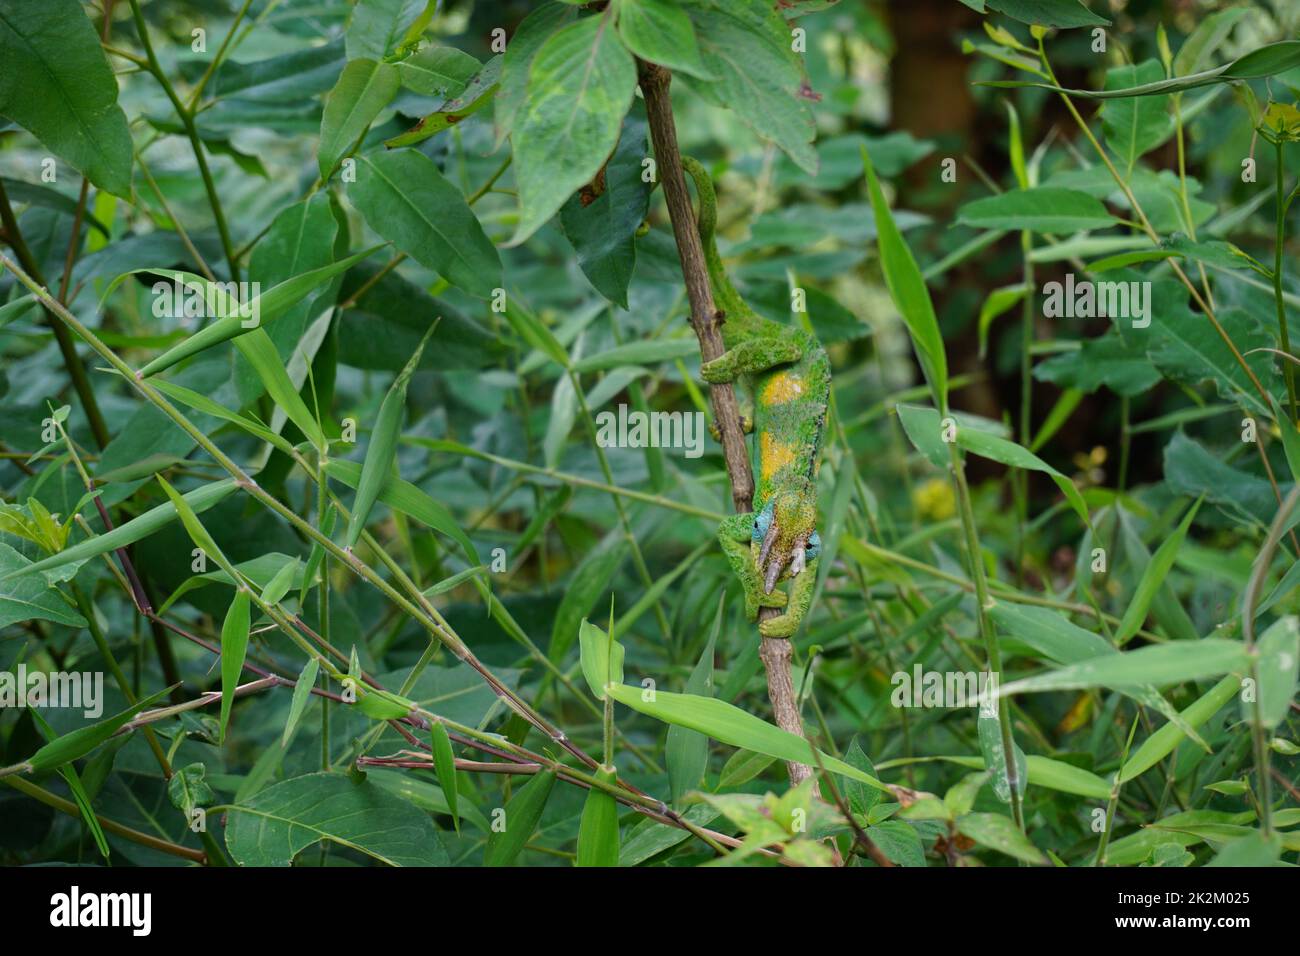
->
(637, 61, 811, 787)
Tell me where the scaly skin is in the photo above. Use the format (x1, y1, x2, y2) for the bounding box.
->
(683, 158, 830, 639)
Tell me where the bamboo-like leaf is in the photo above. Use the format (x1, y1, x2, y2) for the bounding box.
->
(324, 460, 477, 561)
(346, 323, 437, 548)
(606, 684, 888, 792)
(282, 657, 320, 748)
(218, 589, 251, 743)
(1, 480, 239, 582)
(233, 330, 327, 450)
(862, 147, 948, 411)
(1000, 639, 1249, 696)
(576, 766, 620, 867)
(10, 684, 177, 775)
(483, 769, 556, 866)
(1114, 500, 1200, 645)
(578, 618, 624, 701)
(667, 600, 719, 804)
(1250, 616, 1300, 729)
(1120, 675, 1240, 782)
(430, 721, 460, 834)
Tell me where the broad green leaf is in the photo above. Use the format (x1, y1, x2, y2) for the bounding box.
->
(1206, 830, 1282, 867)
(1101, 60, 1175, 174)
(865, 820, 924, 867)
(282, 657, 320, 748)
(1, 480, 239, 582)
(576, 766, 620, 867)
(319, 58, 400, 178)
(679, 0, 816, 173)
(495, 2, 578, 144)
(349, 151, 501, 297)
(429, 721, 459, 834)
(843, 737, 881, 817)
(218, 589, 251, 743)
(508, 13, 637, 245)
(483, 769, 557, 866)
(616, 0, 713, 80)
(667, 601, 719, 804)
(559, 119, 653, 309)
(578, 618, 624, 701)
(957, 188, 1113, 233)
(384, 55, 501, 147)
(572, 338, 698, 373)
(395, 45, 480, 96)
(347, 323, 434, 548)
(956, 812, 1048, 864)
(0, 0, 133, 195)
(224, 772, 448, 866)
(862, 148, 948, 411)
(606, 684, 889, 792)
(1000, 639, 1250, 695)
(985, 0, 1108, 27)
(0, 542, 86, 629)
(1249, 616, 1299, 729)
(346, 0, 427, 60)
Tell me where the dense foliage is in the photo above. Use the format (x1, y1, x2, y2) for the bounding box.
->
(0, 0, 1298, 869)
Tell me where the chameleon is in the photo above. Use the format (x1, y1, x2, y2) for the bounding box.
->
(682, 157, 830, 639)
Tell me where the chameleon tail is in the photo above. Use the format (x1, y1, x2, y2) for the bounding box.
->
(681, 157, 753, 325)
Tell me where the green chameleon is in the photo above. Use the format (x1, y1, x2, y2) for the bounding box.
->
(682, 158, 830, 639)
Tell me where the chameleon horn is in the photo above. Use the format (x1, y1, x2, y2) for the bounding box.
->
(756, 517, 778, 573)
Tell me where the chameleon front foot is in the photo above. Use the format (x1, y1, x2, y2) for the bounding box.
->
(744, 584, 786, 620)
(708, 415, 753, 441)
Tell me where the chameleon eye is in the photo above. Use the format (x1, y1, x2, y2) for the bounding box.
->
(752, 503, 773, 543)
(806, 530, 821, 560)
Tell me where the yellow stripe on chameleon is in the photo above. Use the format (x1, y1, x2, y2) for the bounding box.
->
(761, 370, 804, 405)
(760, 432, 797, 479)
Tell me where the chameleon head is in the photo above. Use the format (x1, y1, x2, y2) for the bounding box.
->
(752, 492, 822, 594)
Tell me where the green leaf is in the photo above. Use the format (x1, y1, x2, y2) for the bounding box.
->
(1250, 616, 1299, 729)
(1206, 830, 1282, 867)
(20, 684, 175, 775)
(606, 684, 889, 792)
(232, 330, 328, 450)
(549, 530, 628, 664)
(346, 0, 427, 60)
(218, 589, 251, 744)
(347, 323, 435, 548)
(1000, 639, 1250, 695)
(133, 246, 385, 377)
(395, 45, 480, 96)
(429, 721, 459, 834)
(572, 338, 698, 373)
(576, 766, 620, 866)
(0, 542, 86, 629)
(982, 40, 1300, 99)
(985, 0, 1108, 28)
(1114, 500, 1200, 645)
(958, 188, 1114, 233)
(1120, 675, 1239, 783)
(843, 737, 881, 818)
(718, 749, 777, 788)
(2, 480, 239, 582)
(559, 119, 652, 309)
(495, 2, 578, 144)
(679, 0, 817, 173)
(224, 772, 448, 866)
(349, 151, 501, 297)
(667, 601, 719, 804)
(957, 812, 1048, 864)
(282, 657, 320, 749)
(1101, 60, 1175, 174)
(1173, 7, 1250, 78)
(862, 148, 948, 411)
(483, 769, 557, 866)
(324, 459, 477, 562)
(616, 0, 713, 80)
(319, 58, 400, 179)
(260, 557, 298, 606)
(0, 0, 133, 195)
(508, 13, 637, 245)
(865, 820, 924, 867)
(578, 618, 624, 701)
(384, 55, 501, 147)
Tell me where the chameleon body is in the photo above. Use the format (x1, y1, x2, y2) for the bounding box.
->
(683, 158, 830, 639)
